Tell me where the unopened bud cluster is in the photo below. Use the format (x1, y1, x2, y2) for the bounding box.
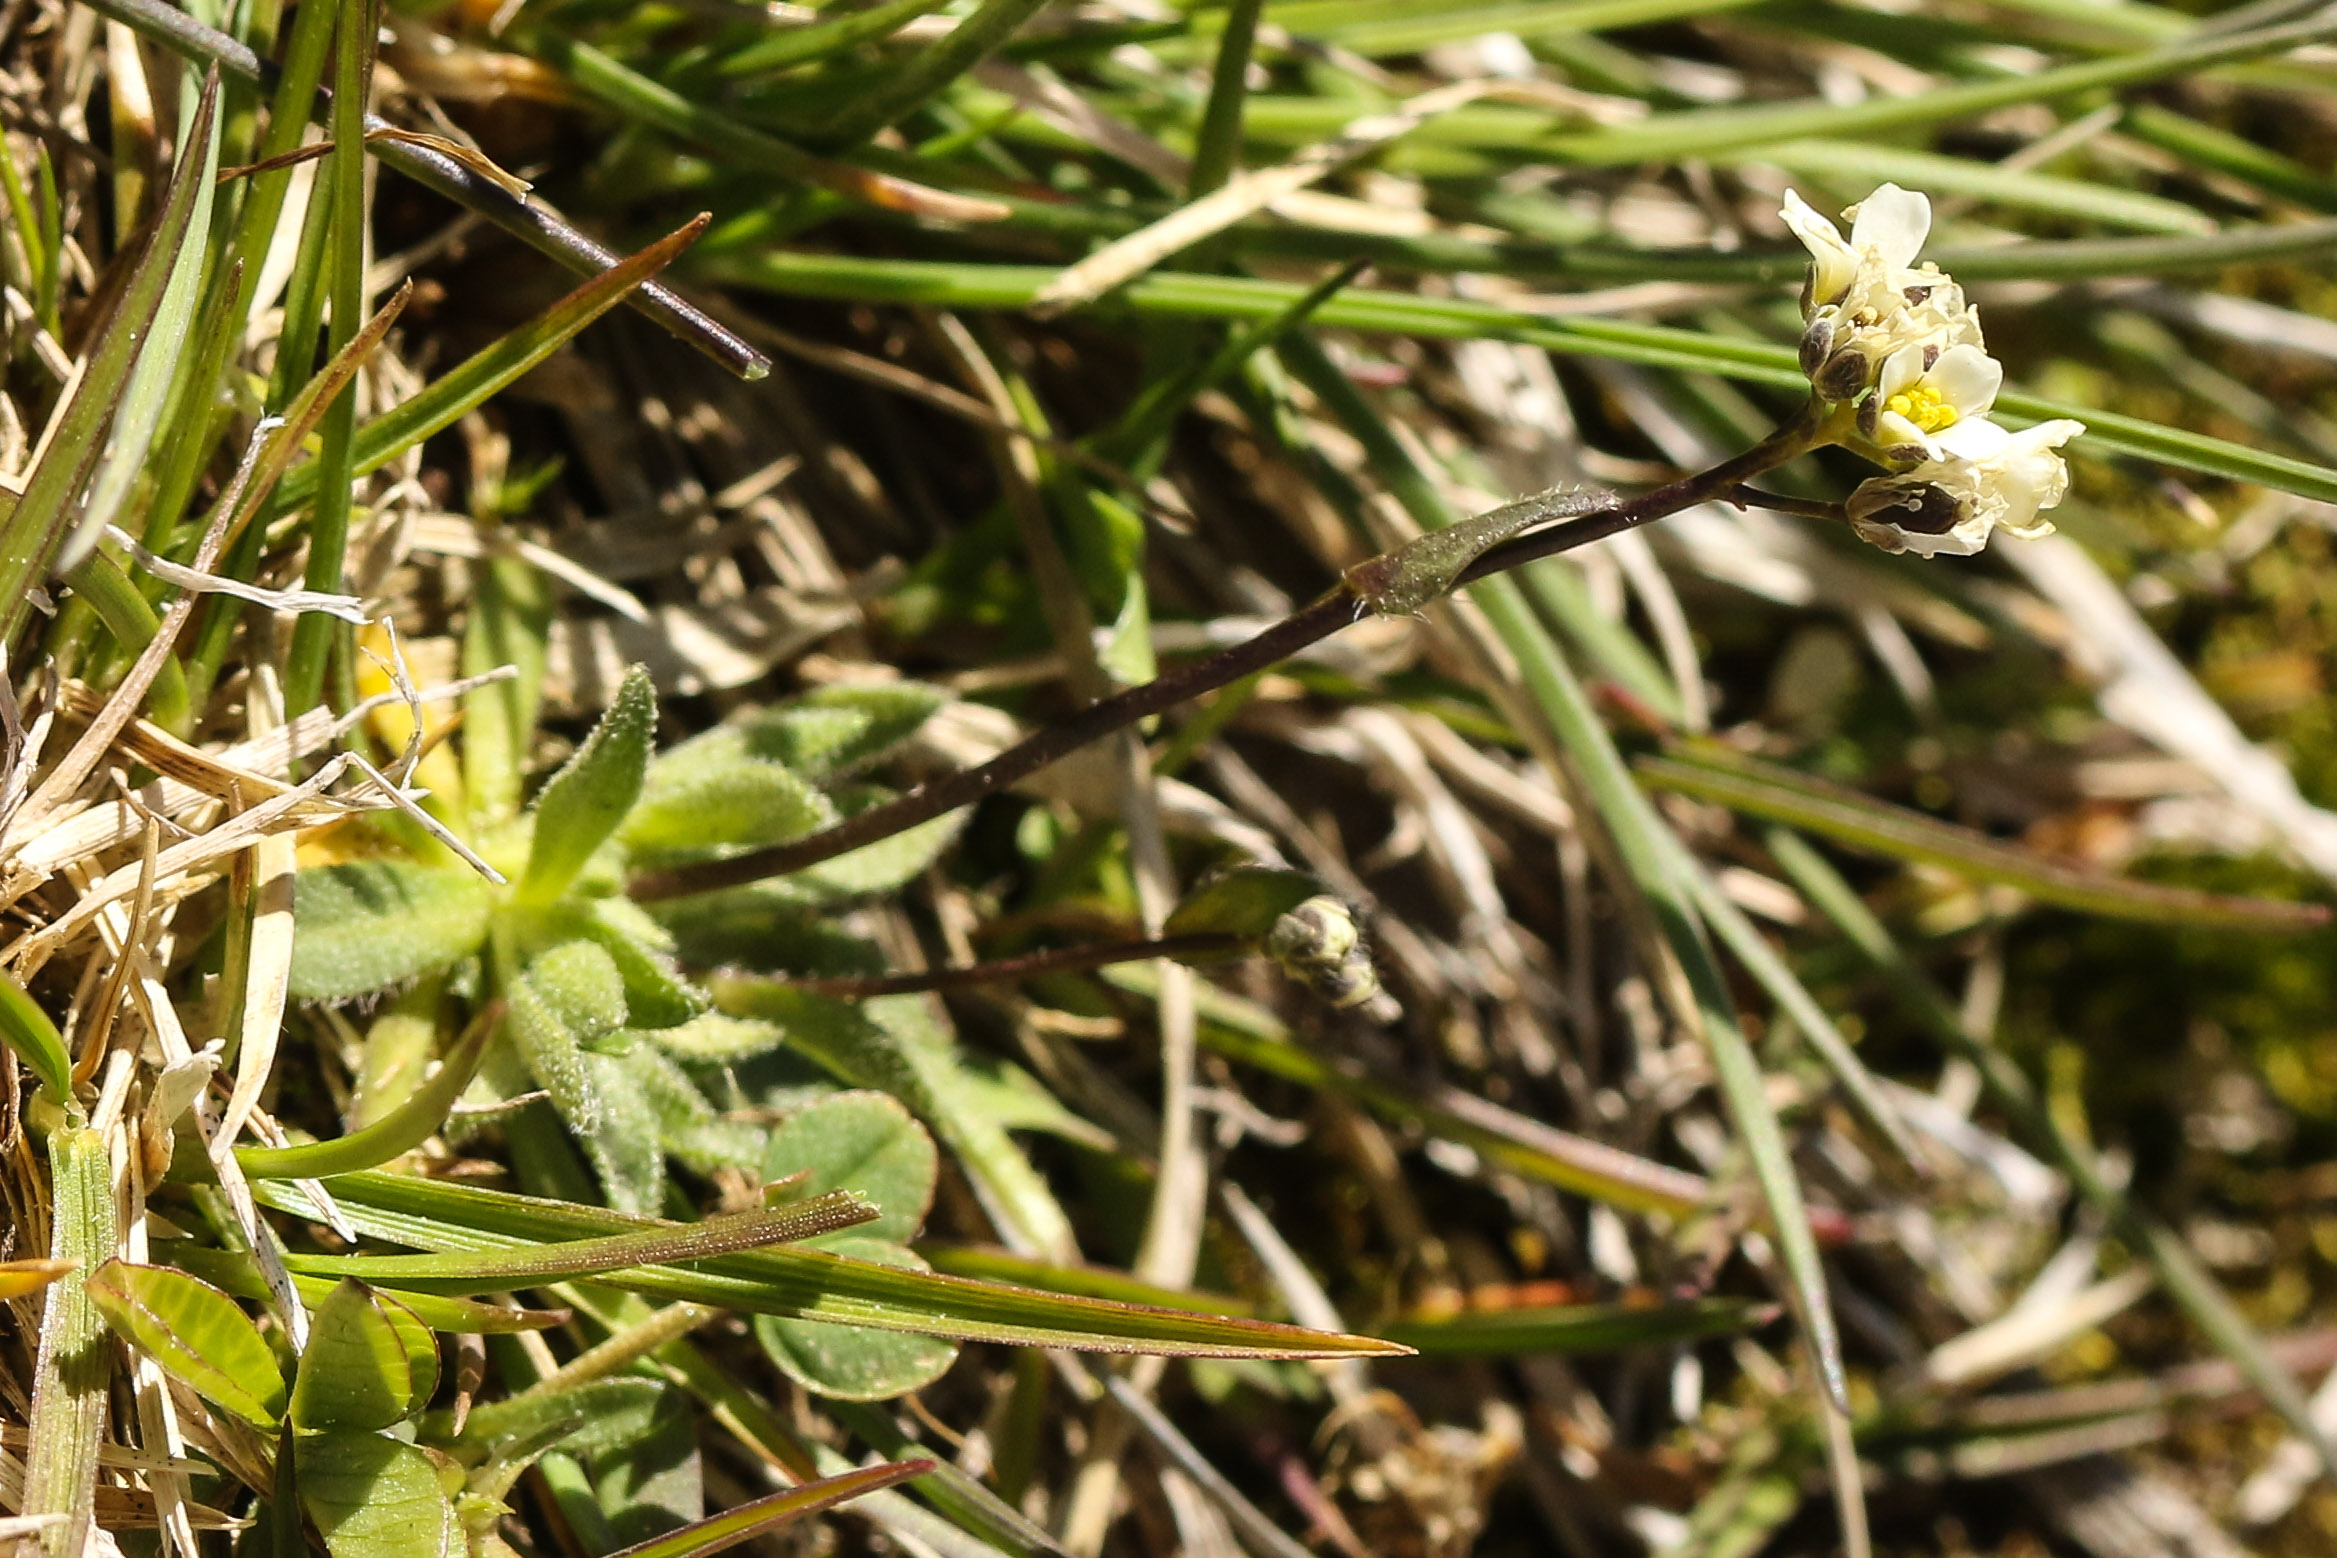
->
(1783, 184, 2084, 558)
(1266, 897, 1381, 1010)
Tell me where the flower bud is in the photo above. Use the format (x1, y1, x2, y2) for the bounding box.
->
(1266, 896, 1380, 1010)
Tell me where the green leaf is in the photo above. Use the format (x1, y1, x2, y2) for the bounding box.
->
(260, 1172, 1409, 1358)
(520, 664, 658, 906)
(583, 1046, 670, 1215)
(642, 1011, 791, 1064)
(1377, 1296, 1774, 1357)
(280, 1196, 879, 1294)
(297, 1432, 464, 1558)
(0, 970, 73, 1103)
(1345, 488, 1608, 617)
(508, 939, 631, 1137)
(1636, 751, 2331, 931)
(290, 1280, 440, 1432)
(600, 1461, 932, 1558)
(764, 1091, 938, 1244)
(756, 1239, 960, 1400)
(623, 1045, 765, 1177)
(621, 753, 835, 867)
(85, 1261, 287, 1430)
(290, 861, 494, 1002)
(737, 683, 952, 781)
(1163, 866, 1323, 940)
(447, 1377, 667, 1462)
(238, 1014, 494, 1180)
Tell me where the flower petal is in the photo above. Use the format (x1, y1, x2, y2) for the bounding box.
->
(1847, 184, 1931, 270)
(1929, 343, 2004, 416)
(1931, 415, 2012, 461)
(1780, 188, 1857, 305)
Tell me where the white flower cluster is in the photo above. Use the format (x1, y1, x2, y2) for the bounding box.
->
(1783, 183, 2084, 558)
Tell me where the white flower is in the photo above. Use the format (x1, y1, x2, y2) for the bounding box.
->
(1854, 341, 2004, 462)
(1783, 183, 1985, 401)
(1846, 418, 2086, 557)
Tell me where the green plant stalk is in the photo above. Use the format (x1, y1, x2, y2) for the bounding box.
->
(1764, 826, 2337, 1484)
(282, 0, 374, 716)
(20, 1125, 116, 1558)
(821, 0, 1053, 145)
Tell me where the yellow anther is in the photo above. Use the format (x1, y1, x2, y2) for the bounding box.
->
(1884, 384, 1958, 433)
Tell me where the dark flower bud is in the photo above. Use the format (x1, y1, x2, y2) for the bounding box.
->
(1266, 897, 1380, 1010)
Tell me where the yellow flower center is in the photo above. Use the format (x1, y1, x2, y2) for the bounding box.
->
(1884, 384, 1958, 433)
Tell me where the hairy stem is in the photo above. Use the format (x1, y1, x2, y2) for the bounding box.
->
(628, 405, 1825, 901)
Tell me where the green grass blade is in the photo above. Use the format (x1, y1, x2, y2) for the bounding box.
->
(705, 253, 2337, 503)
(821, 0, 1052, 145)
(606, 1462, 935, 1558)
(1379, 1296, 1774, 1357)
(165, 1243, 572, 1333)
(236, 1013, 494, 1180)
(1283, 336, 1849, 1403)
(18, 1126, 115, 1558)
(273, 216, 710, 512)
(0, 971, 74, 1103)
(1637, 751, 2330, 930)
(720, 0, 955, 75)
(1540, 15, 2337, 165)
(257, 1172, 1409, 1357)
(279, 1196, 880, 1292)
(0, 70, 219, 647)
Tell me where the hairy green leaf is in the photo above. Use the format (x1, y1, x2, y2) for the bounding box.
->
(734, 683, 951, 781)
(290, 861, 494, 1001)
(520, 664, 658, 906)
(765, 1091, 937, 1244)
(623, 754, 834, 867)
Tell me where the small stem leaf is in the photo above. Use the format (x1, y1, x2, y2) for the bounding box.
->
(257, 1173, 1409, 1357)
(237, 1010, 496, 1179)
(519, 664, 657, 906)
(1345, 487, 1610, 616)
(290, 1279, 441, 1432)
(0, 971, 74, 1102)
(1638, 751, 2330, 931)
(1161, 866, 1322, 940)
(1378, 1296, 1776, 1357)
(85, 1260, 289, 1430)
(603, 1460, 934, 1558)
(296, 1431, 464, 1558)
(281, 1196, 881, 1293)
(290, 861, 496, 1002)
